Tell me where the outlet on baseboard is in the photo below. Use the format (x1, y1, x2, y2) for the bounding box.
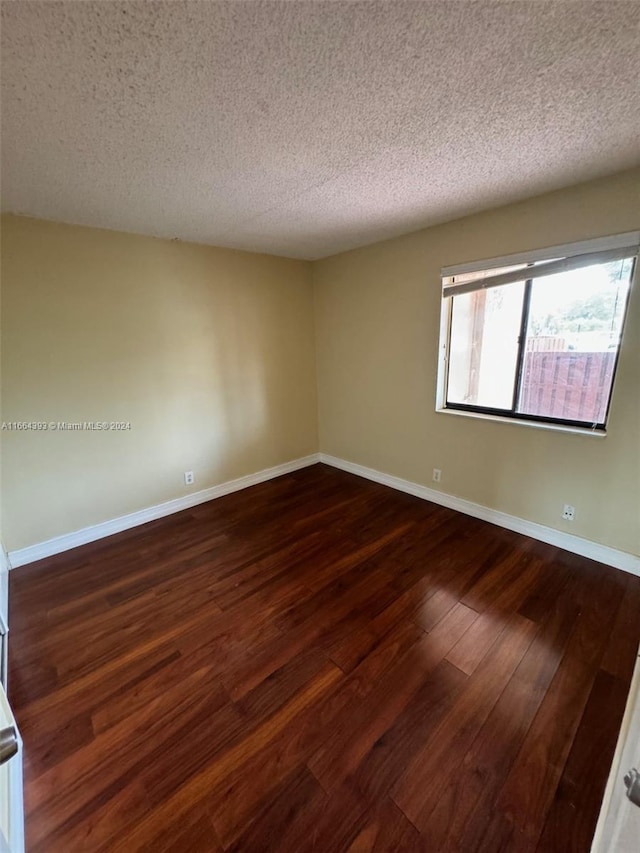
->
(562, 504, 575, 521)
(184, 471, 194, 486)
(432, 468, 442, 484)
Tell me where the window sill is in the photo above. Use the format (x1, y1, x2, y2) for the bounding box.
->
(435, 406, 607, 437)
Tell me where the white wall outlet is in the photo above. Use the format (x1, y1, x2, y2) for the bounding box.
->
(432, 468, 442, 483)
(562, 504, 575, 521)
(184, 471, 194, 486)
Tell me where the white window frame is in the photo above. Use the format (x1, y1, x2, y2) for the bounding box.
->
(435, 231, 639, 436)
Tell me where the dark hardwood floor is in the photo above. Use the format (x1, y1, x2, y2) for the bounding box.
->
(9, 463, 640, 852)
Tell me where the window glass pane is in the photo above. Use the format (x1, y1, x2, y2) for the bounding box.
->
(517, 258, 633, 424)
(447, 282, 525, 409)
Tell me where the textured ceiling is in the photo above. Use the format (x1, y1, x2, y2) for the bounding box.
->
(2, 1, 639, 260)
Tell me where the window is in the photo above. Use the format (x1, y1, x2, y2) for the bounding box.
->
(437, 235, 638, 431)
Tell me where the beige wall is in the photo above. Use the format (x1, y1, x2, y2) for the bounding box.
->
(3, 170, 639, 558)
(314, 169, 640, 556)
(1, 216, 318, 551)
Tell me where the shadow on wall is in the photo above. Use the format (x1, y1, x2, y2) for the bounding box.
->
(1, 220, 316, 550)
(99, 242, 303, 502)
(159, 267, 273, 484)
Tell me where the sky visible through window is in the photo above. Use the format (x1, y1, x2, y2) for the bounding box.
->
(446, 258, 634, 426)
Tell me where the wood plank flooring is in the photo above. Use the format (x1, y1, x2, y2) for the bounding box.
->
(8, 463, 640, 852)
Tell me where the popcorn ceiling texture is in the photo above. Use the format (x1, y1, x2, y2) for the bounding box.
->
(2, 1, 639, 260)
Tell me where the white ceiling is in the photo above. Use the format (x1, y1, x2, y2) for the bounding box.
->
(2, 1, 639, 260)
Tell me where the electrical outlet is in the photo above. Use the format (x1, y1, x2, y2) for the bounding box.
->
(184, 471, 194, 486)
(432, 468, 442, 483)
(562, 504, 575, 521)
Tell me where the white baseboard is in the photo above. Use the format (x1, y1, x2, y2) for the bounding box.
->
(8, 454, 321, 568)
(10, 451, 639, 577)
(319, 453, 640, 577)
